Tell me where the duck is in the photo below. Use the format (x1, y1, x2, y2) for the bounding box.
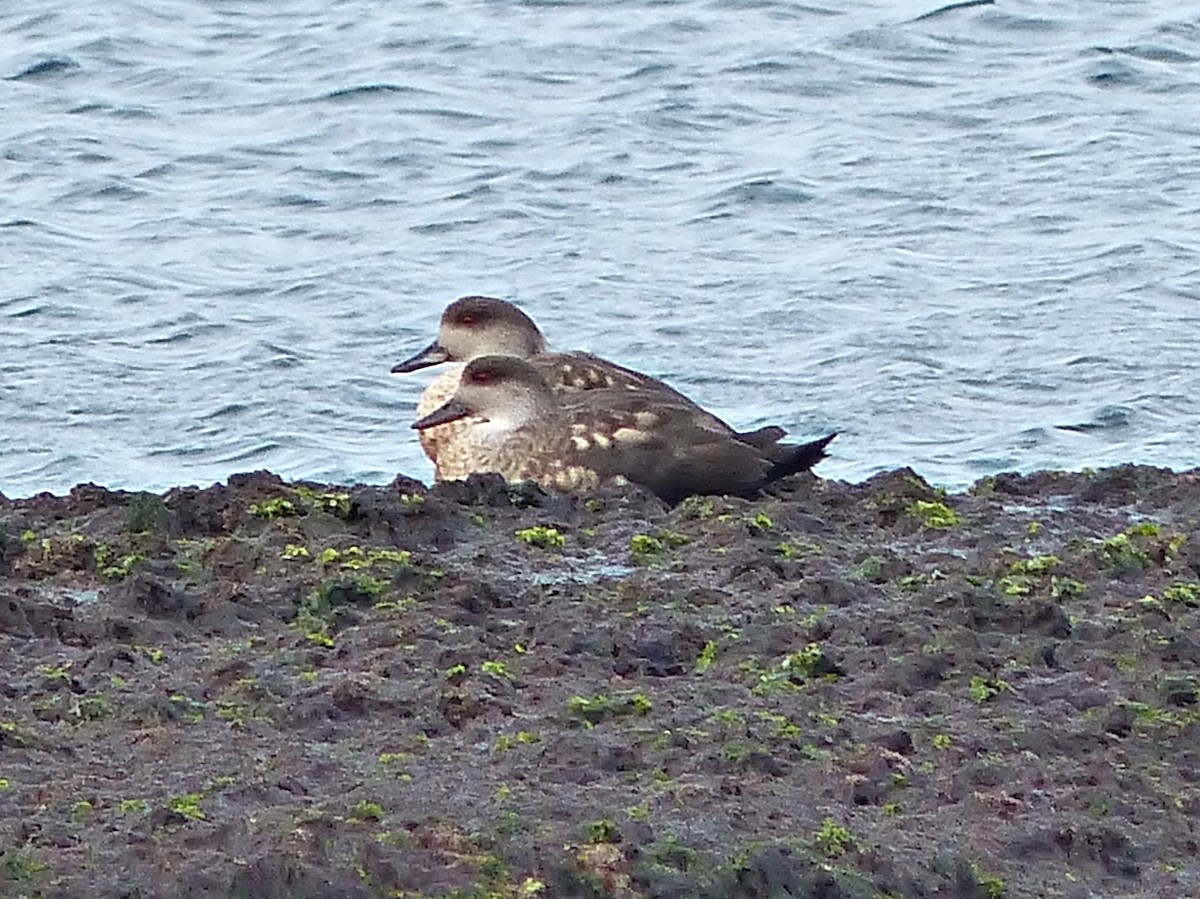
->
(411, 355, 836, 505)
(392, 295, 786, 478)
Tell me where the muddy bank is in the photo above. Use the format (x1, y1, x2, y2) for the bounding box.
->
(1, 465, 1198, 898)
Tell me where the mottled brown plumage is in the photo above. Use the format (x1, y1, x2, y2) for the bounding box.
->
(394, 296, 785, 479)
(412, 356, 836, 505)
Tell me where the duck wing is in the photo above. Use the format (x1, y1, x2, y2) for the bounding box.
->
(534, 352, 788, 448)
(534, 351, 683, 394)
(554, 398, 774, 504)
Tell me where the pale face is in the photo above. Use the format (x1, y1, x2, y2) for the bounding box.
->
(437, 297, 546, 362)
(412, 355, 556, 435)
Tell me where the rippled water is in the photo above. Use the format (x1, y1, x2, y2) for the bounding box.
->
(3, 0, 1198, 497)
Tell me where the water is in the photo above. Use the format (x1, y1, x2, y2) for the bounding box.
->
(3, 0, 1198, 498)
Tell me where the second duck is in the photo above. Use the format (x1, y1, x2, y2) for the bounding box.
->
(413, 355, 836, 505)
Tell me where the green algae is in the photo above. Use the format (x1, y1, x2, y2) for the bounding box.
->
(746, 512, 774, 533)
(813, 817, 855, 859)
(630, 529, 689, 565)
(514, 526, 566, 549)
(749, 642, 839, 695)
(1099, 532, 1151, 572)
(1162, 582, 1200, 606)
(125, 493, 168, 534)
(349, 800, 385, 822)
(167, 791, 205, 821)
(583, 819, 620, 844)
(567, 692, 652, 726)
(908, 500, 960, 528)
(247, 497, 298, 520)
(849, 555, 887, 583)
(968, 675, 1012, 703)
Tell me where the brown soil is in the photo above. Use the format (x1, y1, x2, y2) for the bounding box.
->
(1, 465, 1199, 898)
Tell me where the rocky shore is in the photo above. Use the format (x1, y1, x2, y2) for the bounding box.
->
(1, 464, 1198, 898)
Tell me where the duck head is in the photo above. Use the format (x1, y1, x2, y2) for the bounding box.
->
(412, 355, 557, 431)
(392, 296, 547, 373)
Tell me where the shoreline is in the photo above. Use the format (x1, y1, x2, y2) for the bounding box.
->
(2, 464, 1198, 897)
(0, 456, 1172, 505)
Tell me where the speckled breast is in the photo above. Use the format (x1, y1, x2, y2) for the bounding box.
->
(414, 364, 484, 480)
(513, 450, 604, 493)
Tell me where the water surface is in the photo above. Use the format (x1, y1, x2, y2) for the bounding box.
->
(3, 0, 1198, 496)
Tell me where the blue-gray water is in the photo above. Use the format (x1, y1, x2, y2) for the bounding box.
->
(3, 0, 1198, 498)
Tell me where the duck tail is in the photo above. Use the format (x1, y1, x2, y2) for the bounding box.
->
(734, 425, 787, 449)
(765, 432, 837, 483)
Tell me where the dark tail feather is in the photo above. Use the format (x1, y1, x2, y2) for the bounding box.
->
(764, 432, 837, 484)
(734, 425, 787, 450)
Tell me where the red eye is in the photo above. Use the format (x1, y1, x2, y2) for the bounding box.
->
(460, 314, 476, 325)
(471, 369, 493, 384)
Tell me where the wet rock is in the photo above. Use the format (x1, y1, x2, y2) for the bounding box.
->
(65, 483, 131, 515)
(617, 623, 707, 677)
(163, 484, 231, 537)
(874, 729, 915, 755)
(1157, 632, 1200, 666)
(432, 472, 547, 508)
(0, 592, 33, 638)
(2, 463, 1199, 898)
(1077, 464, 1177, 505)
(108, 573, 204, 621)
(0, 528, 19, 576)
(446, 578, 511, 615)
(987, 469, 1076, 497)
(710, 844, 872, 899)
(1012, 823, 1145, 879)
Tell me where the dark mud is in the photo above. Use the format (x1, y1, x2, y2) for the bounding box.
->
(2, 465, 1199, 898)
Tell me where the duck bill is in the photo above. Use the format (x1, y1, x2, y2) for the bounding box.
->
(392, 340, 450, 374)
(412, 398, 474, 430)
